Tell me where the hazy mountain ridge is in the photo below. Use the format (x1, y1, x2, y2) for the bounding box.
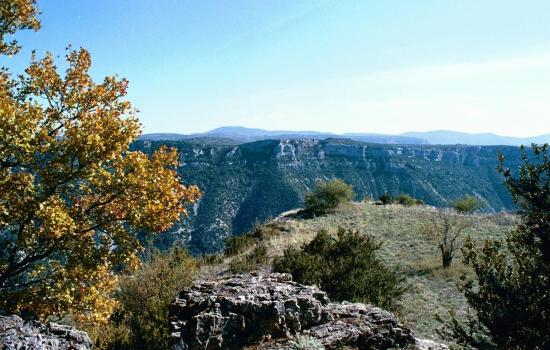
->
(139, 126, 550, 146)
(132, 138, 523, 254)
(401, 130, 550, 146)
(139, 126, 429, 144)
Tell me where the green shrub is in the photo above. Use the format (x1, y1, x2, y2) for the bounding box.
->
(224, 234, 256, 256)
(451, 195, 484, 213)
(304, 179, 354, 215)
(273, 228, 406, 310)
(228, 244, 268, 274)
(224, 222, 284, 256)
(85, 247, 198, 350)
(438, 144, 550, 349)
(396, 194, 422, 206)
(379, 192, 394, 205)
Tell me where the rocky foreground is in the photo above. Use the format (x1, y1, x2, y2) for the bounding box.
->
(0, 314, 92, 350)
(0, 270, 447, 349)
(170, 270, 447, 350)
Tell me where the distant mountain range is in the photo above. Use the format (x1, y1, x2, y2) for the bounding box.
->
(401, 130, 550, 146)
(139, 126, 550, 146)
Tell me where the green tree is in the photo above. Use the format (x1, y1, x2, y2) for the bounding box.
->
(452, 195, 485, 214)
(379, 192, 394, 205)
(0, 0, 201, 321)
(304, 179, 354, 215)
(274, 228, 406, 310)
(439, 144, 550, 349)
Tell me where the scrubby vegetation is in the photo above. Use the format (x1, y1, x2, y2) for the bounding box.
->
(237, 202, 515, 340)
(224, 222, 287, 256)
(396, 194, 423, 206)
(304, 179, 354, 215)
(439, 144, 550, 349)
(228, 244, 268, 274)
(378, 193, 423, 206)
(379, 192, 394, 205)
(274, 228, 407, 310)
(452, 195, 485, 213)
(83, 247, 198, 350)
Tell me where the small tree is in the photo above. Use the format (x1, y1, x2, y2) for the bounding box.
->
(274, 228, 406, 310)
(439, 144, 550, 349)
(379, 192, 394, 205)
(0, 0, 202, 321)
(424, 209, 472, 268)
(452, 195, 485, 214)
(396, 194, 422, 206)
(304, 179, 354, 215)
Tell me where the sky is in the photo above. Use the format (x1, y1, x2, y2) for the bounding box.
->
(4, 0, 550, 136)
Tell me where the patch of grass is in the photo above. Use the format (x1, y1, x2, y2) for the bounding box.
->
(414, 256, 472, 280)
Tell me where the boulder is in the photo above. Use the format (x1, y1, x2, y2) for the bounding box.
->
(0, 314, 92, 350)
(170, 270, 447, 349)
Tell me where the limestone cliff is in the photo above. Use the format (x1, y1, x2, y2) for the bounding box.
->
(132, 138, 521, 253)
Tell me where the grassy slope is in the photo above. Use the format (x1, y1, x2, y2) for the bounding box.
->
(207, 202, 517, 341)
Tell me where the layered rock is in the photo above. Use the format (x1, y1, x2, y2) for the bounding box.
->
(170, 270, 447, 349)
(0, 315, 92, 350)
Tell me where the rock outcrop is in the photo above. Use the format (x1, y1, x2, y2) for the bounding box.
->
(170, 270, 447, 349)
(0, 315, 92, 350)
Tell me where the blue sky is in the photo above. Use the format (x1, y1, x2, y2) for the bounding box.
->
(5, 0, 550, 136)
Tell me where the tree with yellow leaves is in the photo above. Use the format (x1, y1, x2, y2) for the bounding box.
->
(0, 0, 201, 322)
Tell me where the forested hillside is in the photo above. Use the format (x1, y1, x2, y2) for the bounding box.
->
(131, 138, 522, 254)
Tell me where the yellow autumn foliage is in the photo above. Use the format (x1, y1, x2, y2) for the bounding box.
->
(0, 0, 201, 322)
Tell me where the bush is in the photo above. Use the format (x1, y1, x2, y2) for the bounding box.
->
(438, 144, 550, 349)
(228, 244, 268, 274)
(396, 194, 422, 206)
(224, 234, 256, 256)
(224, 222, 284, 256)
(304, 179, 354, 215)
(273, 228, 406, 310)
(379, 192, 394, 205)
(451, 195, 484, 213)
(84, 247, 198, 350)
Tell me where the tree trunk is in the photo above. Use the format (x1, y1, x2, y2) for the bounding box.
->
(441, 248, 453, 268)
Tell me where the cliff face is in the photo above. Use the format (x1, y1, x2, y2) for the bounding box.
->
(132, 138, 521, 254)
